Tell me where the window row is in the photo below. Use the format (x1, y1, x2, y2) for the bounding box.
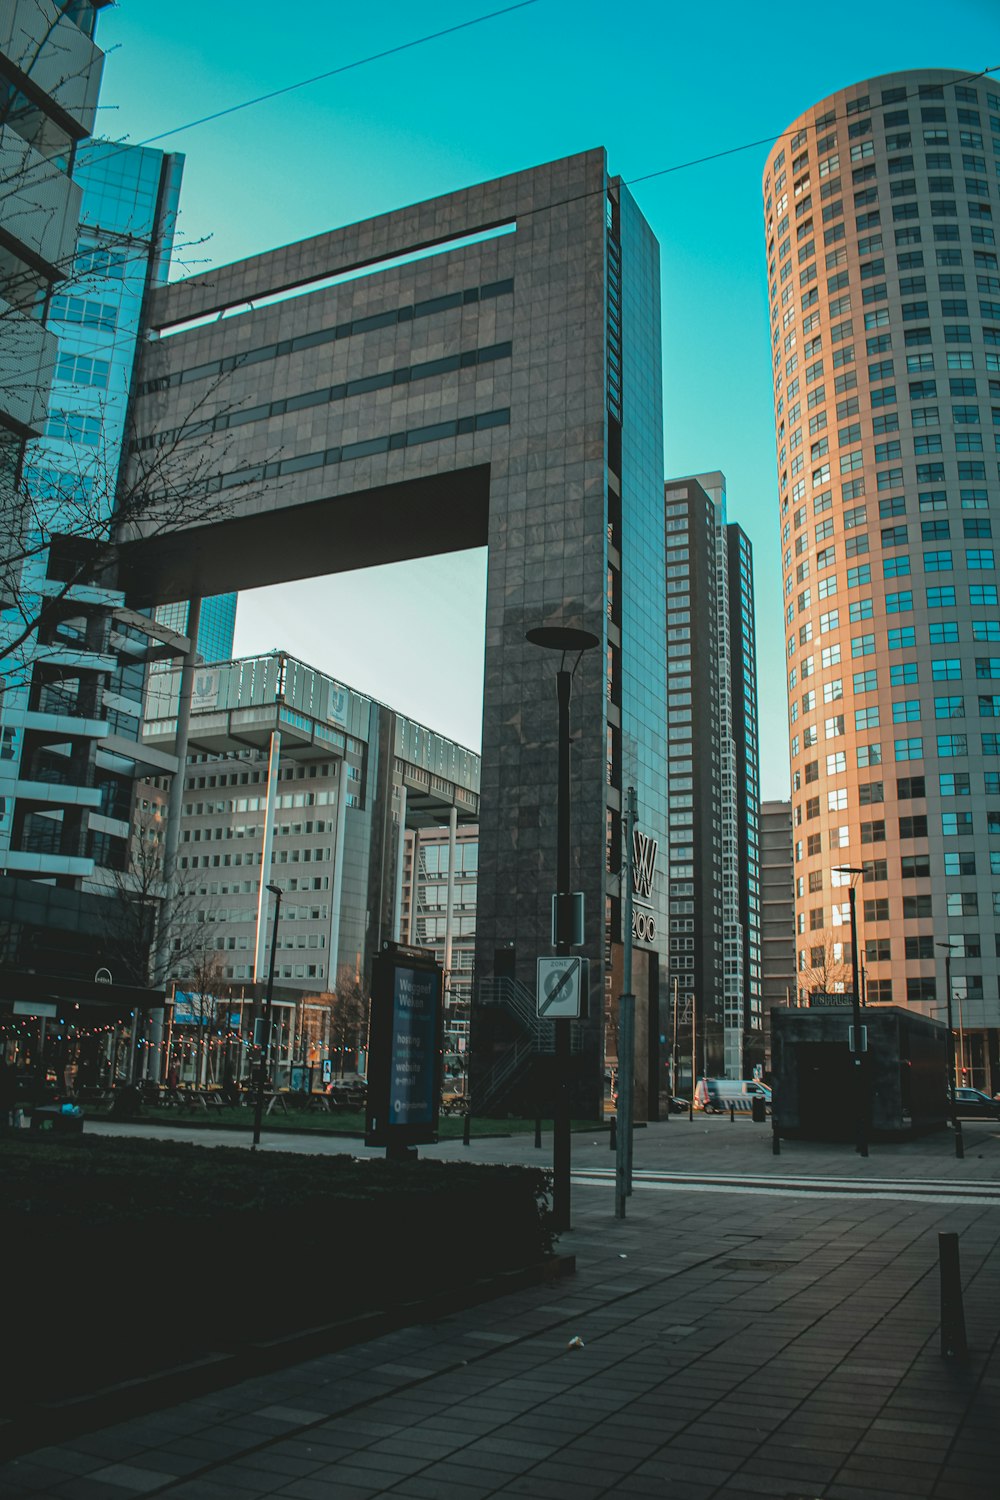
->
(791, 730, 1000, 763)
(798, 887, 991, 928)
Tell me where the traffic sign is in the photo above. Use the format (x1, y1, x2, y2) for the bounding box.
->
(536, 956, 588, 1019)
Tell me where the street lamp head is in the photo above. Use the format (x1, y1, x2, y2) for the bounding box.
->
(266, 883, 282, 898)
(526, 626, 600, 654)
(937, 940, 958, 951)
(833, 865, 865, 875)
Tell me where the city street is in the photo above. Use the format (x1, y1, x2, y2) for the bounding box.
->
(3, 1117, 997, 1499)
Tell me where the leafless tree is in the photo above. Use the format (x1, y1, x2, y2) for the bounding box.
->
(0, 11, 274, 684)
(331, 967, 370, 1078)
(799, 937, 852, 1005)
(0, 364, 272, 686)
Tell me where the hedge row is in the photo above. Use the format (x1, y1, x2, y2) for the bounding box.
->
(1, 1136, 553, 1402)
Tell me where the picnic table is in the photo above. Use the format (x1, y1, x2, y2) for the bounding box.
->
(322, 1088, 365, 1111)
(174, 1089, 228, 1113)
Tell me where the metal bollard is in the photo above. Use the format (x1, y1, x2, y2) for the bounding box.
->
(463, 1111, 471, 1147)
(609, 1114, 617, 1150)
(939, 1231, 968, 1361)
(772, 1123, 781, 1155)
(534, 1115, 542, 1149)
(730, 1104, 735, 1123)
(954, 1119, 965, 1160)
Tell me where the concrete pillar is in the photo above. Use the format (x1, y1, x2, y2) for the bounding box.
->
(148, 595, 202, 1082)
(407, 828, 419, 945)
(327, 770, 349, 991)
(443, 804, 458, 994)
(392, 782, 407, 942)
(253, 730, 282, 983)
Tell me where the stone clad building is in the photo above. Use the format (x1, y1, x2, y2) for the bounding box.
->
(121, 152, 670, 1115)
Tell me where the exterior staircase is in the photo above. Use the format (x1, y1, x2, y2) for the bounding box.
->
(474, 975, 583, 1113)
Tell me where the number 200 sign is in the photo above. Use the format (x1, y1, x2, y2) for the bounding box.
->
(631, 830, 657, 943)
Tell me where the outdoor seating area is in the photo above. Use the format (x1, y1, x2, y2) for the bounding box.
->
(22, 1078, 369, 1124)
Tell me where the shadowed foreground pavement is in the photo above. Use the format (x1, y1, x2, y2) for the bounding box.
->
(3, 1122, 997, 1500)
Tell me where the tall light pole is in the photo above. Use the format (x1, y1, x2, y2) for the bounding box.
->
(834, 866, 868, 1158)
(615, 785, 637, 1219)
(526, 625, 599, 1234)
(937, 940, 965, 1160)
(252, 883, 283, 1151)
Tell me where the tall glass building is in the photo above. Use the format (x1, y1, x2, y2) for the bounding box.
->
(0, 139, 184, 883)
(764, 69, 1000, 1088)
(662, 473, 761, 1080)
(0, 1, 108, 454)
(155, 594, 237, 664)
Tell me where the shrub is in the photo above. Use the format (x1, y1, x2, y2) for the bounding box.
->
(1, 1137, 553, 1401)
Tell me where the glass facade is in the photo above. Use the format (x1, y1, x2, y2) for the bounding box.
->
(155, 595, 237, 664)
(614, 182, 668, 993)
(661, 476, 761, 1078)
(765, 69, 1000, 1085)
(0, 140, 183, 879)
(403, 825, 478, 1012)
(727, 522, 762, 1067)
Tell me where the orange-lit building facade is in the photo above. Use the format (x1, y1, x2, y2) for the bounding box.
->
(764, 69, 1000, 1089)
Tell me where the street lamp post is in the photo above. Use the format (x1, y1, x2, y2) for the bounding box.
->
(252, 883, 283, 1151)
(937, 941, 965, 1160)
(526, 625, 599, 1234)
(615, 785, 637, 1219)
(834, 866, 868, 1158)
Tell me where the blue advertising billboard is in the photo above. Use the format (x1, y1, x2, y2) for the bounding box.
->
(366, 942, 443, 1152)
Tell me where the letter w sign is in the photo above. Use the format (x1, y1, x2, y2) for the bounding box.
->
(632, 830, 658, 899)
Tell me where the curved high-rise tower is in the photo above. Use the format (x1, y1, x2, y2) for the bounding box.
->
(763, 69, 1000, 1086)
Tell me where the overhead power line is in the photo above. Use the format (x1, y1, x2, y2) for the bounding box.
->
(136, 2, 542, 147)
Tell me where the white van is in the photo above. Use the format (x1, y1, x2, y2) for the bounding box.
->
(694, 1078, 771, 1113)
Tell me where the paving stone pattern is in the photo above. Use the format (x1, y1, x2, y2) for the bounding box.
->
(3, 1156, 997, 1500)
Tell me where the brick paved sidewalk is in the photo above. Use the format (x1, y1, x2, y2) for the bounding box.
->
(3, 1176, 997, 1500)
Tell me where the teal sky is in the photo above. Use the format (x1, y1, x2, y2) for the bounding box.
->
(97, 1, 999, 796)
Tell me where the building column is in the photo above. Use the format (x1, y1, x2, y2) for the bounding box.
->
(327, 769, 349, 992)
(407, 828, 419, 945)
(253, 729, 282, 986)
(148, 595, 202, 1082)
(392, 782, 407, 942)
(443, 804, 458, 998)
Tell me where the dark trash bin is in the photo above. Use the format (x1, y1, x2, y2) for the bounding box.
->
(110, 1084, 142, 1120)
(751, 1095, 767, 1124)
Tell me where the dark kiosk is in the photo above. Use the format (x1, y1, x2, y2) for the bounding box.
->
(366, 941, 444, 1159)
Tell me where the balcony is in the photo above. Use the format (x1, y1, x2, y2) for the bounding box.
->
(3, 848, 94, 878)
(22, 706, 108, 741)
(0, 123, 81, 279)
(0, 291, 55, 436)
(15, 778, 101, 809)
(0, 0, 105, 140)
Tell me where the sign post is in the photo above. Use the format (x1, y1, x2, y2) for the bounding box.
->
(616, 786, 637, 1218)
(366, 941, 444, 1160)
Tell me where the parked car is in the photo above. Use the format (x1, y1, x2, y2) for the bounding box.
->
(952, 1086, 1000, 1121)
(611, 1084, 688, 1114)
(694, 1078, 772, 1114)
